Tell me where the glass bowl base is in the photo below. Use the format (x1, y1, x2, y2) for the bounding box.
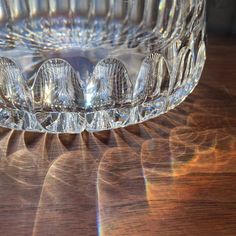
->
(0, 80, 199, 133)
(0, 0, 206, 133)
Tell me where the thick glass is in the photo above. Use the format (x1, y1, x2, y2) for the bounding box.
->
(0, 0, 206, 133)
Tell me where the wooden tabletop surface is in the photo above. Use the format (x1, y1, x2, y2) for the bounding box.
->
(0, 37, 235, 236)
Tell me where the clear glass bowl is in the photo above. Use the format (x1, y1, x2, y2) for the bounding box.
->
(0, 0, 206, 133)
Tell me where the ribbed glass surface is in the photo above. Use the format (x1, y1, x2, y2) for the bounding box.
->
(0, 0, 206, 133)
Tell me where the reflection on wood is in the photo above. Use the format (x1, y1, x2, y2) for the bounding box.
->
(0, 38, 236, 235)
(98, 147, 150, 236)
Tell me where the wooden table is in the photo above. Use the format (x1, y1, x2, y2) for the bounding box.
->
(0, 37, 235, 236)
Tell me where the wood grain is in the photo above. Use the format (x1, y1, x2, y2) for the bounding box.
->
(0, 37, 236, 236)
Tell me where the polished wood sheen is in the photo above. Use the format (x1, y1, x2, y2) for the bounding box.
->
(0, 37, 236, 236)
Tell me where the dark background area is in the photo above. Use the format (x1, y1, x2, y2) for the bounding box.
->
(207, 0, 236, 35)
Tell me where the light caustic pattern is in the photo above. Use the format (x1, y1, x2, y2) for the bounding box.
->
(0, 80, 235, 235)
(0, 0, 206, 133)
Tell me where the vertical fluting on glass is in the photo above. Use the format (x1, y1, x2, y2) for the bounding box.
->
(0, 0, 206, 133)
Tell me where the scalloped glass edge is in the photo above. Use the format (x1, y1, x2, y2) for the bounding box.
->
(0, 2, 206, 134)
(0, 41, 206, 133)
